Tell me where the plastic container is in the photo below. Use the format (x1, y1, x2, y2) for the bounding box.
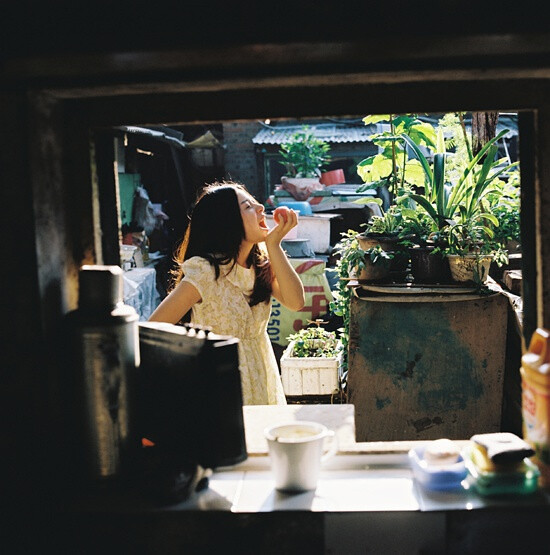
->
(281, 238, 315, 258)
(320, 169, 345, 186)
(521, 327, 550, 488)
(276, 200, 313, 215)
(464, 445, 540, 496)
(408, 445, 467, 491)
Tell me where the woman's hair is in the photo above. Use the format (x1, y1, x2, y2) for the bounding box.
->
(170, 181, 273, 306)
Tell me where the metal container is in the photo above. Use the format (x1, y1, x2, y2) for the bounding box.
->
(347, 287, 508, 441)
(65, 265, 140, 482)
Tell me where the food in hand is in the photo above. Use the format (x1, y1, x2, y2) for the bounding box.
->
(273, 206, 290, 224)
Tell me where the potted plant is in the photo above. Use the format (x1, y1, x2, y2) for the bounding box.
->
(395, 115, 517, 284)
(280, 322, 344, 397)
(357, 205, 403, 251)
(443, 217, 499, 285)
(327, 229, 395, 384)
(335, 229, 393, 282)
(398, 209, 451, 284)
(358, 244, 393, 281)
(357, 205, 409, 280)
(402, 128, 515, 230)
(488, 168, 521, 254)
(278, 126, 331, 201)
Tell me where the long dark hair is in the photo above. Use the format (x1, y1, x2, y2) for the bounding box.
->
(171, 181, 273, 306)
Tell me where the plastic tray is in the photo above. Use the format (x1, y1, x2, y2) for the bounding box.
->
(408, 445, 467, 491)
(464, 445, 540, 496)
(276, 201, 313, 215)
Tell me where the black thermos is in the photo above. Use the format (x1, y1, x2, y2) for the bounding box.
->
(65, 265, 140, 483)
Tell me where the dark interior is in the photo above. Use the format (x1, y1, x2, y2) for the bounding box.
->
(3, 2, 550, 551)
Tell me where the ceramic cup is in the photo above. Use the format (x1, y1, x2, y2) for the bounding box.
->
(264, 421, 338, 492)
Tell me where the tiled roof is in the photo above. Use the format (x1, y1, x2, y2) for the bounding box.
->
(252, 124, 374, 145)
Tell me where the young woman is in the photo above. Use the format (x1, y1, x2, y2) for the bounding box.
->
(149, 181, 305, 405)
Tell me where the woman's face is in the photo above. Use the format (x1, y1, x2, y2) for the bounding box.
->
(236, 189, 269, 244)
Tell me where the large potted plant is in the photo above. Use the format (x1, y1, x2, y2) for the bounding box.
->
(357, 205, 410, 280)
(443, 218, 498, 284)
(335, 229, 393, 283)
(396, 116, 518, 285)
(280, 323, 344, 397)
(398, 209, 451, 284)
(357, 204, 403, 251)
(278, 126, 331, 201)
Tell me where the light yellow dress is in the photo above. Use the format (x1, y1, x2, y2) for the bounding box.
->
(181, 256, 287, 405)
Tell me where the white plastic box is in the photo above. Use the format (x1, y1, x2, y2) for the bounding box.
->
(266, 213, 338, 254)
(280, 340, 343, 396)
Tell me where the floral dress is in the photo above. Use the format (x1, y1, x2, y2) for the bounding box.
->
(181, 256, 287, 405)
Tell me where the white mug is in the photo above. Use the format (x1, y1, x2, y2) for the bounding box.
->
(264, 421, 338, 492)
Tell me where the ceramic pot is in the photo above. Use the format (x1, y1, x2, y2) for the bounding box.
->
(388, 250, 410, 282)
(356, 256, 391, 282)
(410, 247, 451, 284)
(447, 254, 493, 284)
(357, 233, 400, 252)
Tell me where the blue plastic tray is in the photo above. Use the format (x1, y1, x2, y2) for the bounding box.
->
(409, 445, 467, 491)
(276, 201, 313, 215)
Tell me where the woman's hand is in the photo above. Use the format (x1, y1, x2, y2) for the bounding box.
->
(265, 206, 298, 248)
(264, 206, 305, 311)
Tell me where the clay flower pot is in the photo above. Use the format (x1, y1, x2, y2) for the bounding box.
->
(356, 256, 391, 282)
(447, 254, 493, 284)
(357, 233, 400, 253)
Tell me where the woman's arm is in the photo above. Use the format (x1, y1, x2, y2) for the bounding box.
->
(148, 279, 202, 323)
(265, 208, 305, 312)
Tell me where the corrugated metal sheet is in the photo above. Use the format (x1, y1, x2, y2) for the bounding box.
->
(252, 124, 374, 145)
(253, 115, 518, 146)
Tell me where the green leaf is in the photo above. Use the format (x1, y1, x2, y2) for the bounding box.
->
(408, 122, 437, 148)
(467, 144, 498, 216)
(401, 134, 432, 187)
(478, 212, 499, 226)
(363, 115, 391, 125)
(353, 197, 383, 206)
(402, 160, 426, 188)
(357, 156, 375, 167)
(407, 193, 439, 225)
(455, 129, 509, 192)
(433, 153, 446, 216)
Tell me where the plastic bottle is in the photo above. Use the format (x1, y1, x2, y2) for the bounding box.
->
(64, 265, 140, 484)
(520, 327, 550, 488)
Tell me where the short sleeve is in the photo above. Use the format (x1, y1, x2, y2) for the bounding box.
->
(180, 256, 216, 301)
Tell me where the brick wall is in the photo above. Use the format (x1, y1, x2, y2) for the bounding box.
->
(222, 121, 263, 199)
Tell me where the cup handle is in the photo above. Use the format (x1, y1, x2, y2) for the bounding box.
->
(321, 430, 338, 464)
